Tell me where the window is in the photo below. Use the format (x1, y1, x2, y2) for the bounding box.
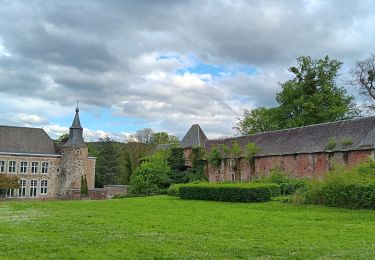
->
(19, 180, 26, 197)
(8, 161, 16, 173)
(31, 162, 38, 174)
(231, 173, 236, 182)
(0, 161, 5, 173)
(30, 180, 37, 197)
(20, 161, 28, 173)
(75, 150, 81, 155)
(6, 189, 14, 198)
(41, 162, 49, 174)
(41, 180, 48, 195)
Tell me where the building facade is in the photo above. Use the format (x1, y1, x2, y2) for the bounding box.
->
(0, 107, 96, 199)
(181, 117, 375, 182)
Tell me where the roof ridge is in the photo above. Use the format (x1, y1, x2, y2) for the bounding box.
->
(0, 125, 44, 130)
(208, 116, 375, 142)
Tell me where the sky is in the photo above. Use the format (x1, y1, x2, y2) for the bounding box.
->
(0, 0, 374, 141)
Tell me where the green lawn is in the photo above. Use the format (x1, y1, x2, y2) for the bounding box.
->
(0, 196, 374, 259)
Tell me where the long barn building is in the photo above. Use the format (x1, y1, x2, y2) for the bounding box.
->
(181, 117, 375, 182)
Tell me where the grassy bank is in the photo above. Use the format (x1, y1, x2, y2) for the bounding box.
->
(0, 196, 374, 259)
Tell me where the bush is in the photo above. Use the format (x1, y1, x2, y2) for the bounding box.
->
(129, 151, 171, 196)
(179, 183, 280, 203)
(167, 183, 184, 197)
(255, 169, 306, 195)
(303, 162, 375, 209)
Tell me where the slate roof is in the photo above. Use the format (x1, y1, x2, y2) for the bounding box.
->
(64, 107, 87, 147)
(206, 116, 375, 156)
(180, 124, 208, 148)
(0, 126, 57, 155)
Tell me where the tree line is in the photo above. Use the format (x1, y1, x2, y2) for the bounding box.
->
(88, 130, 179, 187)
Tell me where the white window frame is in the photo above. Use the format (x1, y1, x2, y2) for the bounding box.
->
(30, 180, 37, 198)
(8, 161, 16, 173)
(19, 179, 26, 198)
(6, 189, 14, 198)
(0, 161, 5, 173)
(20, 161, 28, 173)
(40, 180, 48, 195)
(41, 162, 49, 174)
(31, 162, 39, 174)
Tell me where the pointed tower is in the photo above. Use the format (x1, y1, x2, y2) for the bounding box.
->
(180, 124, 208, 167)
(180, 124, 207, 148)
(58, 105, 89, 195)
(64, 106, 87, 147)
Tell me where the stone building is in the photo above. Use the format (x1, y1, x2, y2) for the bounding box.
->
(181, 116, 375, 182)
(0, 107, 96, 199)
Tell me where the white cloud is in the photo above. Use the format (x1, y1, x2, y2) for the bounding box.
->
(0, 1, 374, 138)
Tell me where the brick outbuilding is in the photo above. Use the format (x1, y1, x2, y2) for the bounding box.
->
(181, 117, 375, 182)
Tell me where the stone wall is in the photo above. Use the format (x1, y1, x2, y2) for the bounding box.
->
(207, 149, 374, 182)
(59, 146, 88, 195)
(0, 154, 61, 198)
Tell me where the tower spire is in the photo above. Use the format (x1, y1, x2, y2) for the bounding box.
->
(64, 104, 86, 147)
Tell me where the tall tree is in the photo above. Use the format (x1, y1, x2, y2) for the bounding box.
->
(349, 54, 375, 110)
(235, 107, 280, 135)
(95, 136, 120, 187)
(150, 132, 180, 145)
(134, 128, 153, 144)
(236, 56, 358, 135)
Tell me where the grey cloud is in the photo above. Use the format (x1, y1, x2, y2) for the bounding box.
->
(0, 0, 374, 137)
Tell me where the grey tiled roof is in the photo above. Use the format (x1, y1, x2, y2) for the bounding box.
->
(0, 126, 57, 155)
(180, 124, 207, 148)
(206, 116, 375, 156)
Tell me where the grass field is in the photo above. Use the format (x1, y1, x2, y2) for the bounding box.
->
(0, 196, 374, 259)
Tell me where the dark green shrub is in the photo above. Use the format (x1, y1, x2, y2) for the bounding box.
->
(129, 151, 171, 196)
(179, 183, 280, 202)
(355, 159, 375, 178)
(167, 184, 184, 197)
(255, 169, 305, 195)
(304, 162, 375, 209)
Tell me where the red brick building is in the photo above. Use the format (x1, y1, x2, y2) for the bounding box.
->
(181, 117, 375, 182)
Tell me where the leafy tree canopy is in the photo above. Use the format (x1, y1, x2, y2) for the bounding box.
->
(150, 132, 179, 145)
(236, 56, 358, 135)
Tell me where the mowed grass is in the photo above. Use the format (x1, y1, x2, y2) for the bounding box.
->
(0, 196, 374, 259)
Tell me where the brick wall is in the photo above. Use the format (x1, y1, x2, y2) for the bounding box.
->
(207, 149, 374, 182)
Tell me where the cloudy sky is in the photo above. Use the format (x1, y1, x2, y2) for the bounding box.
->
(0, 0, 374, 141)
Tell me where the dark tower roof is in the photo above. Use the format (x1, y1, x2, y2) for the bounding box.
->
(71, 106, 83, 129)
(64, 106, 86, 147)
(180, 124, 207, 148)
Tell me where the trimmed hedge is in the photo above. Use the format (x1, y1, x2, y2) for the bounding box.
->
(167, 184, 184, 197)
(179, 183, 280, 202)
